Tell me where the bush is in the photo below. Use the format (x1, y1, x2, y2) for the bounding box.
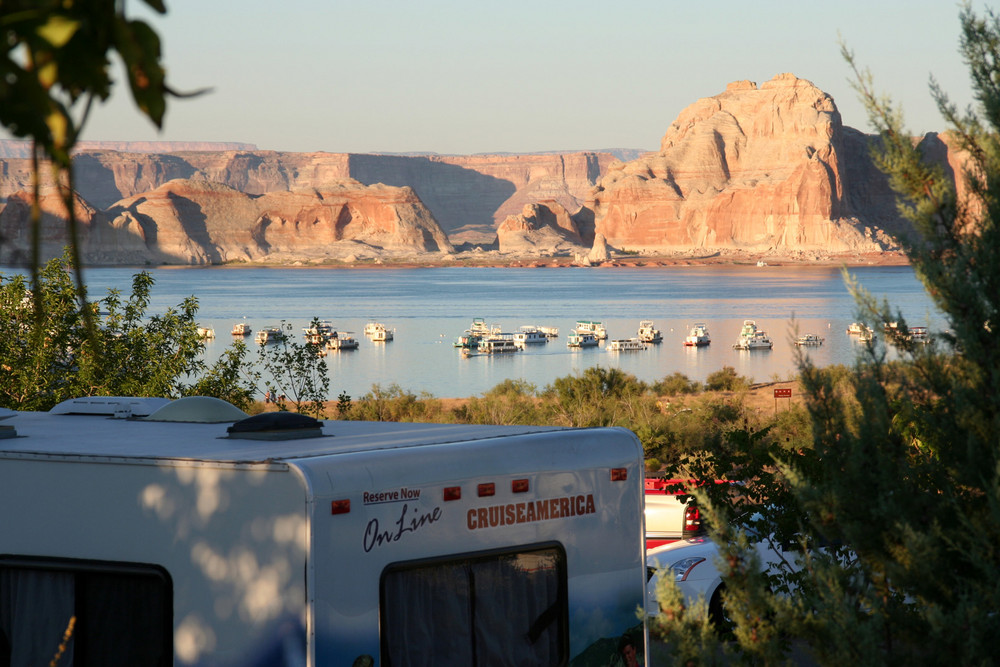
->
(704, 366, 752, 392)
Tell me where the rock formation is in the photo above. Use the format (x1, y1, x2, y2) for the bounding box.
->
(1, 178, 452, 265)
(496, 201, 587, 254)
(586, 74, 909, 255)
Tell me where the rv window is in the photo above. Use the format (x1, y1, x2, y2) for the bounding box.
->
(0, 557, 171, 667)
(380, 545, 567, 667)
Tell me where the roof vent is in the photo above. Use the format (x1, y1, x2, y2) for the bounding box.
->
(144, 396, 249, 423)
(227, 412, 325, 440)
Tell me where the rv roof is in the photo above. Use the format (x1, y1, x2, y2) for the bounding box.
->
(0, 410, 564, 466)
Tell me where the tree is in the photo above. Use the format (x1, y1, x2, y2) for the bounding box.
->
(255, 319, 330, 418)
(651, 7, 1000, 664)
(0, 252, 227, 409)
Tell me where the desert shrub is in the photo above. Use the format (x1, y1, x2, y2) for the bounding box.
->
(704, 366, 752, 392)
(653, 372, 702, 396)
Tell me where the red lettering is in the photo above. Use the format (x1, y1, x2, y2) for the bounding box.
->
(575, 495, 585, 515)
(536, 500, 549, 520)
(526, 501, 537, 523)
(515, 502, 525, 523)
(586, 494, 595, 514)
(505, 504, 516, 525)
(560, 498, 570, 517)
(467, 509, 476, 530)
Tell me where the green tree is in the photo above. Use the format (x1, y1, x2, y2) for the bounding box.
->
(255, 319, 330, 418)
(1, 0, 187, 333)
(651, 7, 1000, 664)
(0, 253, 236, 409)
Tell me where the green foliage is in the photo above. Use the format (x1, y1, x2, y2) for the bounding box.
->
(649, 9, 1000, 663)
(455, 379, 540, 425)
(1, 0, 174, 165)
(653, 372, 702, 396)
(541, 366, 651, 427)
(0, 253, 220, 409)
(345, 383, 432, 422)
(704, 366, 752, 392)
(255, 318, 330, 418)
(186, 340, 256, 411)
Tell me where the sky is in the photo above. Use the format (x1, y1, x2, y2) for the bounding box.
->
(14, 0, 990, 154)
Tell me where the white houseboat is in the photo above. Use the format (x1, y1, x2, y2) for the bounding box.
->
(567, 332, 600, 348)
(637, 320, 663, 343)
(683, 323, 711, 347)
(606, 338, 647, 352)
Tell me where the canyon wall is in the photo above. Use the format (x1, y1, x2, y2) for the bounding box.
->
(0, 74, 965, 265)
(585, 74, 939, 256)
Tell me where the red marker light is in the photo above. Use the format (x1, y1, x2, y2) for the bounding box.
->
(444, 486, 462, 501)
(611, 468, 628, 481)
(478, 483, 495, 497)
(331, 499, 350, 515)
(512, 479, 529, 493)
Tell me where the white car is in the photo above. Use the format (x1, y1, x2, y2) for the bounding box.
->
(645, 531, 790, 624)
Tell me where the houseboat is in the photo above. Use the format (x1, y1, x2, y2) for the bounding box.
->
(606, 338, 647, 352)
(255, 326, 283, 345)
(567, 332, 600, 348)
(513, 326, 548, 345)
(683, 323, 711, 347)
(734, 330, 773, 350)
(574, 320, 608, 340)
(364, 321, 394, 342)
(637, 320, 663, 343)
(230, 321, 252, 337)
(325, 332, 359, 351)
(795, 333, 825, 346)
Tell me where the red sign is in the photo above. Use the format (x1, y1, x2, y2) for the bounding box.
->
(773, 388, 792, 398)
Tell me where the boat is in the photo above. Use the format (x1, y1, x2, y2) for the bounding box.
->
(734, 330, 773, 350)
(683, 323, 711, 347)
(303, 320, 335, 345)
(475, 336, 520, 354)
(537, 325, 559, 338)
(364, 321, 394, 342)
(325, 332, 359, 351)
(606, 338, 647, 352)
(513, 326, 548, 345)
(857, 327, 876, 343)
(454, 318, 497, 348)
(567, 332, 599, 348)
(739, 319, 759, 337)
(230, 321, 252, 337)
(909, 326, 930, 344)
(846, 322, 867, 335)
(637, 320, 663, 343)
(197, 327, 215, 339)
(255, 326, 282, 345)
(575, 320, 608, 340)
(795, 333, 825, 346)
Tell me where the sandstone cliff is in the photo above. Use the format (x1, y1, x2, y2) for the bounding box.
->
(0, 178, 452, 265)
(496, 201, 587, 255)
(585, 74, 914, 256)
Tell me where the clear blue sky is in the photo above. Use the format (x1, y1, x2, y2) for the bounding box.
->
(43, 1, 993, 153)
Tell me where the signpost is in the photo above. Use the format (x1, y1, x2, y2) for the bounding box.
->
(774, 387, 792, 414)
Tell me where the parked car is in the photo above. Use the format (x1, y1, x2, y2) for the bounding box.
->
(646, 519, 853, 626)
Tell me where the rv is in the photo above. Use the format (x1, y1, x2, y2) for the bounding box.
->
(0, 396, 647, 666)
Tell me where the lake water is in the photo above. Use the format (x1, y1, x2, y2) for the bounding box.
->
(8, 264, 943, 399)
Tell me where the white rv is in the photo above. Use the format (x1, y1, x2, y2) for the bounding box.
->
(0, 396, 647, 666)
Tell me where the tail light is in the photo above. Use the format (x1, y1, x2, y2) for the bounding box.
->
(683, 503, 701, 535)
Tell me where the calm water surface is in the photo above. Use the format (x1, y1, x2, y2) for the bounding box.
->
(14, 265, 943, 399)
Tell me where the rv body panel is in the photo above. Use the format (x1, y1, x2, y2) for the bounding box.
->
(0, 408, 645, 666)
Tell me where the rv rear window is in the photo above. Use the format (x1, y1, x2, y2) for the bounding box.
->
(380, 544, 567, 666)
(0, 557, 171, 667)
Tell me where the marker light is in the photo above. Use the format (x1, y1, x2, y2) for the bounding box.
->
(444, 486, 462, 501)
(512, 479, 530, 493)
(331, 499, 350, 515)
(478, 483, 495, 497)
(611, 468, 628, 481)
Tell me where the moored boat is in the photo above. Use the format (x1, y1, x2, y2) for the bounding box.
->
(197, 327, 215, 339)
(567, 332, 599, 348)
(575, 320, 608, 340)
(637, 320, 663, 343)
(606, 338, 647, 352)
(230, 321, 252, 337)
(255, 326, 283, 345)
(513, 326, 548, 345)
(364, 321, 394, 342)
(847, 322, 867, 335)
(795, 333, 824, 346)
(537, 325, 559, 338)
(325, 332, 359, 351)
(475, 336, 520, 354)
(734, 330, 773, 350)
(683, 323, 711, 347)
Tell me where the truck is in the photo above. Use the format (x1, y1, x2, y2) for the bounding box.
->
(644, 477, 704, 548)
(0, 396, 647, 666)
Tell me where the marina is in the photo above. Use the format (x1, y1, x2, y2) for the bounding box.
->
(21, 265, 943, 400)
